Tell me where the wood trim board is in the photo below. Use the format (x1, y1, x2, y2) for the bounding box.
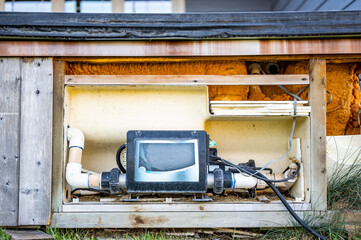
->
(1, 39, 361, 57)
(64, 74, 309, 86)
(309, 58, 327, 211)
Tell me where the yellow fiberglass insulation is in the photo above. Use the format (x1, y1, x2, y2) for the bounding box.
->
(66, 60, 250, 101)
(65, 60, 360, 136)
(346, 64, 361, 135)
(327, 64, 357, 135)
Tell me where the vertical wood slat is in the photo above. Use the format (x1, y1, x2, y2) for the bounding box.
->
(0, 58, 21, 226)
(309, 58, 327, 211)
(52, 60, 65, 213)
(19, 58, 53, 225)
(112, 0, 124, 13)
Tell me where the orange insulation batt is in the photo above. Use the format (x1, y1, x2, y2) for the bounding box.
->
(66, 60, 360, 136)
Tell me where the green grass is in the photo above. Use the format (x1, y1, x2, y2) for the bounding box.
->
(327, 139, 361, 210)
(45, 228, 185, 240)
(261, 211, 350, 240)
(46, 227, 96, 240)
(262, 140, 361, 240)
(0, 228, 10, 240)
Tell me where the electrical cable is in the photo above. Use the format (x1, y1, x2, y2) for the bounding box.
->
(249, 170, 326, 240)
(250, 117, 296, 176)
(326, 90, 333, 105)
(278, 85, 304, 101)
(211, 156, 325, 240)
(116, 144, 127, 173)
(210, 117, 296, 177)
(210, 155, 300, 183)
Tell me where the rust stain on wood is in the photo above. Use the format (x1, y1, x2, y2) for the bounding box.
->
(1, 39, 361, 57)
(130, 215, 169, 227)
(96, 216, 102, 228)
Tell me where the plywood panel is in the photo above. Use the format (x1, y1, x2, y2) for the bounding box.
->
(19, 58, 53, 225)
(0, 58, 21, 226)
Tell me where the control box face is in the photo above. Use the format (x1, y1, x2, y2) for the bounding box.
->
(126, 130, 208, 193)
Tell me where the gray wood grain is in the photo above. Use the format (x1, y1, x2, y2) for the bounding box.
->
(6, 230, 53, 240)
(309, 59, 327, 211)
(51, 211, 313, 228)
(19, 58, 53, 225)
(0, 58, 21, 226)
(51, 60, 65, 213)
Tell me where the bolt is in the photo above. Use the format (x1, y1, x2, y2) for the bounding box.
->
(301, 78, 307, 81)
(36, 89, 40, 95)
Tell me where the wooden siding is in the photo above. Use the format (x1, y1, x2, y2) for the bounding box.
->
(0, 58, 21, 226)
(18, 58, 53, 226)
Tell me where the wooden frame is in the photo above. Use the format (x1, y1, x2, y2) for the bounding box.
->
(309, 59, 327, 210)
(64, 74, 309, 86)
(1, 39, 361, 57)
(49, 57, 328, 228)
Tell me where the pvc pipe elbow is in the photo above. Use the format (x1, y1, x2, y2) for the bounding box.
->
(67, 128, 85, 149)
(66, 162, 89, 189)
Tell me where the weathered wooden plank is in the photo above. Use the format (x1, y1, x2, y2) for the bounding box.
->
(52, 60, 65, 214)
(1, 39, 361, 57)
(19, 58, 53, 225)
(0, 58, 21, 226)
(309, 59, 327, 211)
(51, 211, 312, 228)
(0, 11, 361, 40)
(64, 74, 309, 86)
(6, 230, 53, 240)
(62, 202, 312, 212)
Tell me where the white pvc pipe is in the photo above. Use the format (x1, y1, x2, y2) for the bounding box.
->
(66, 162, 89, 189)
(67, 127, 84, 149)
(66, 128, 99, 189)
(233, 173, 258, 189)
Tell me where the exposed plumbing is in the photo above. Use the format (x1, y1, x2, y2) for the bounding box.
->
(66, 128, 299, 195)
(66, 128, 100, 189)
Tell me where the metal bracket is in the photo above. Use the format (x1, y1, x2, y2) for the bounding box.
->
(120, 194, 140, 202)
(193, 194, 212, 202)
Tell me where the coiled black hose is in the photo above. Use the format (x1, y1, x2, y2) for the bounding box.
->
(116, 144, 127, 173)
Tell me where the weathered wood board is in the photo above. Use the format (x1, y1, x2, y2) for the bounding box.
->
(0, 58, 21, 226)
(6, 230, 53, 240)
(309, 59, 327, 210)
(18, 58, 53, 225)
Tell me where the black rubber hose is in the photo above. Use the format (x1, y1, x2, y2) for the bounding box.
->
(213, 156, 326, 240)
(116, 144, 127, 173)
(253, 170, 326, 240)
